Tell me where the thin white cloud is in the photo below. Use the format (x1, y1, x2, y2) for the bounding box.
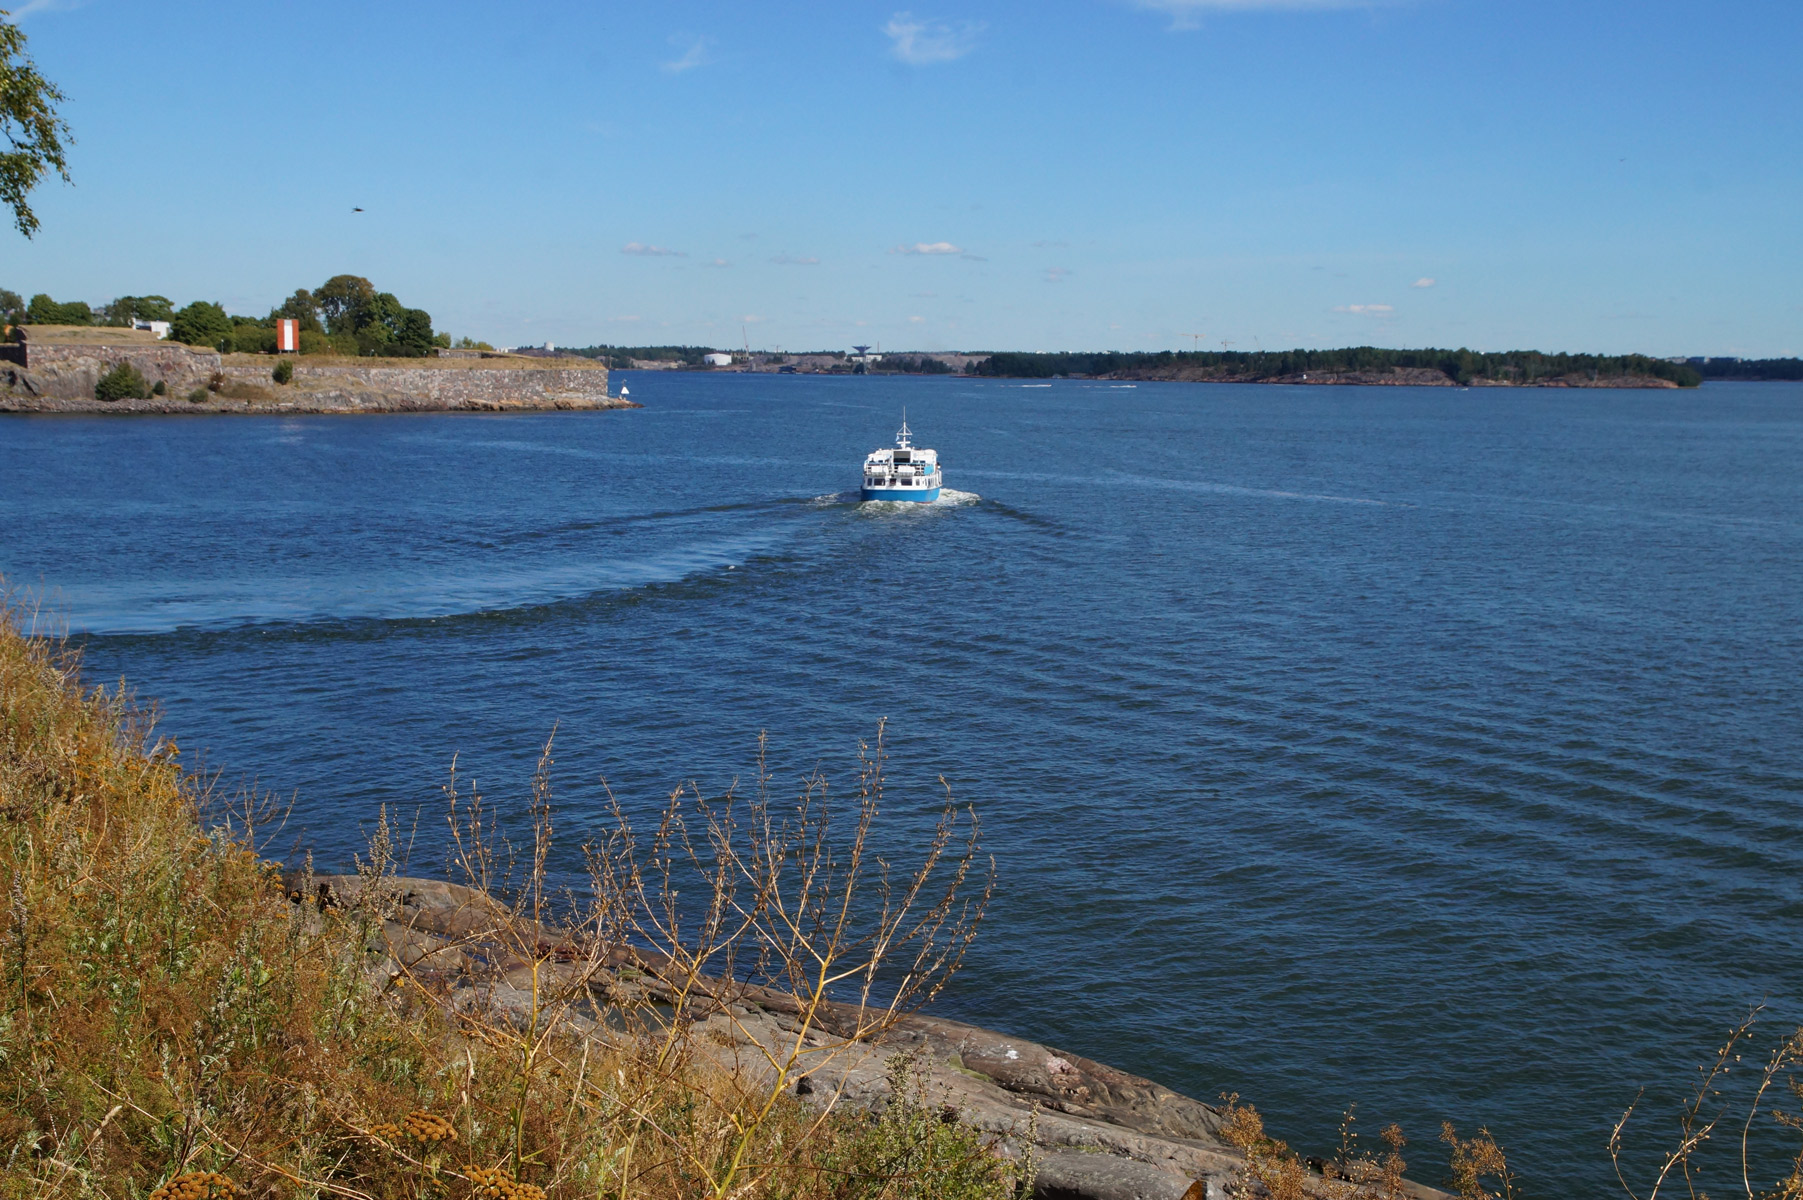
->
(662, 35, 714, 73)
(770, 254, 820, 265)
(622, 242, 686, 257)
(1334, 304, 1394, 315)
(1045, 267, 1072, 282)
(705, 258, 731, 268)
(1134, 0, 1379, 29)
(909, 315, 927, 323)
(1412, 277, 1436, 288)
(883, 12, 985, 64)
(892, 241, 963, 256)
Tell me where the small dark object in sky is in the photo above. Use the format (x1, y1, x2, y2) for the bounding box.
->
(352, 206, 364, 212)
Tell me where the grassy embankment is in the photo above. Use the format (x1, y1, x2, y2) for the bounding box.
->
(0, 608, 1011, 1200)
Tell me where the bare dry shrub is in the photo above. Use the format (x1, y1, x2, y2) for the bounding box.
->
(216, 380, 275, 403)
(390, 723, 1001, 1200)
(1220, 1094, 1425, 1200)
(1220, 1093, 1310, 1200)
(1609, 1007, 1803, 1200)
(1440, 1123, 1517, 1200)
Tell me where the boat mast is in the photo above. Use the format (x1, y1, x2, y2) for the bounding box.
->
(896, 408, 912, 450)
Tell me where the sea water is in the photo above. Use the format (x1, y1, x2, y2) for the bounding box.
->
(4, 375, 1801, 1192)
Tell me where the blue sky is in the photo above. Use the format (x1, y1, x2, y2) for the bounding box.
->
(3, 0, 1798, 355)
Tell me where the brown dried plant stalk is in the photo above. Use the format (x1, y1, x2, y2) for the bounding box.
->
(369, 719, 994, 1200)
(585, 721, 993, 1200)
(1608, 1007, 1803, 1200)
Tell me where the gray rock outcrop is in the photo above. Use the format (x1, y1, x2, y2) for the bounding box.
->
(288, 872, 1450, 1200)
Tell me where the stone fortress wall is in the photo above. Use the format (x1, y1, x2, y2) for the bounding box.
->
(0, 327, 627, 413)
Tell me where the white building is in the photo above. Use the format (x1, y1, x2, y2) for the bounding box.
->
(704, 352, 733, 367)
(133, 320, 171, 339)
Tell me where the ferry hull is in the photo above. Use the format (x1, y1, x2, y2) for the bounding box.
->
(861, 486, 941, 503)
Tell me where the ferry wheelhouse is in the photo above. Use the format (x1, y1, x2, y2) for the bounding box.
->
(861, 416, 941, 502)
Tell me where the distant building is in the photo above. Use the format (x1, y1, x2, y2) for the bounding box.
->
(542, 341, 555, 352)
(133, 319, 172, 339)
(704, 352, 733, 367)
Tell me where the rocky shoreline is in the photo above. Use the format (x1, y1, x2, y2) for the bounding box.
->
(1, 389, 638, 415)
(309, 871, 1451, 1200)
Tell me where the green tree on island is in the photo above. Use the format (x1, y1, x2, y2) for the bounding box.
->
(170, 300, 231, 348)
(0, 10, 71, 238)
(98, 294, 175, 326)
(315, 273, 376, 335)
(270, 287, 323, 333)
(313, 273, 436, 356)
(26, 291, 88, 324)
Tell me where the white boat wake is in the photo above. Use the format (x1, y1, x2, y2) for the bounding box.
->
(809, 487, 980, 510)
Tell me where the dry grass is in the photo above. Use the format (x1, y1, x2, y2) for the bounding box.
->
(0, 606, 1013, 1200)
(15, 325, 168, 346)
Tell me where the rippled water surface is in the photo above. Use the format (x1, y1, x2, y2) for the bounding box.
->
(6, 375, 1802, 1191)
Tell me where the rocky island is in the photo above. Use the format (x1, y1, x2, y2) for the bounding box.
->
(0, 325, 636, 414)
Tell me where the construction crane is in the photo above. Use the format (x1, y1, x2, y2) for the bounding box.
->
(1180, 333, 1206, 353)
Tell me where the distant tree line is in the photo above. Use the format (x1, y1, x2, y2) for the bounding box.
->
(563, 345, 718, 369)
(972, 347, 1704, 387)
(561, 347, 961, 373)
(0, 275, 450, 356)
(1688, 357, 1803, 381)
(872, 355, 955, 375)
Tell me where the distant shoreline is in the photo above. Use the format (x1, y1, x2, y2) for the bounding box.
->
(623, 361, 1688, 388)
(1088, 366, 1685, 388)
(584, 345, 1791, 388)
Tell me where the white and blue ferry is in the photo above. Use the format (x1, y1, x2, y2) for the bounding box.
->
(861, 415, 941, 502)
